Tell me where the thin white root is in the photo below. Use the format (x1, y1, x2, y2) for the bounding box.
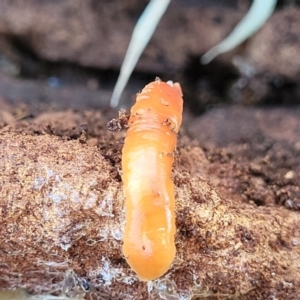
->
(201, 0, 277, 65)
(110, 0, 171, 108)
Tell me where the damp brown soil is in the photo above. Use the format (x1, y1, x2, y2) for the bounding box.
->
(0, 99, 300, 300)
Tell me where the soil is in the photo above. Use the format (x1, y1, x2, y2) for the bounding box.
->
(1, 84, 300, 300)
(0, 1, 300, 300)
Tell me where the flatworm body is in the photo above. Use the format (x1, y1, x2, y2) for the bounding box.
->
(122, 79, 183, 281)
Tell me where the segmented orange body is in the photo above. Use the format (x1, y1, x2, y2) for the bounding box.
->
(122, 79, 183, 281)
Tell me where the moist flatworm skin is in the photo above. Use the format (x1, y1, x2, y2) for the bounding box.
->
(122, 79, 183, 281)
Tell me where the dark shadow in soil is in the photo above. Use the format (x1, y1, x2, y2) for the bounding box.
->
(182, 55, 239, 115)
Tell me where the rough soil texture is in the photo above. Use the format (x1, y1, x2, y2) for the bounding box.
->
(1, 1, 300, 111)
(246, 7, 300, 79)
(0, 102, 300, 300)
(0, 0, 246, 73)
(1, 0, 300, 81)
(0, 1, 300, 300)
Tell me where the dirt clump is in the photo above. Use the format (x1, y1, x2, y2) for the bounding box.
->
(0, 106, 299, 299)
